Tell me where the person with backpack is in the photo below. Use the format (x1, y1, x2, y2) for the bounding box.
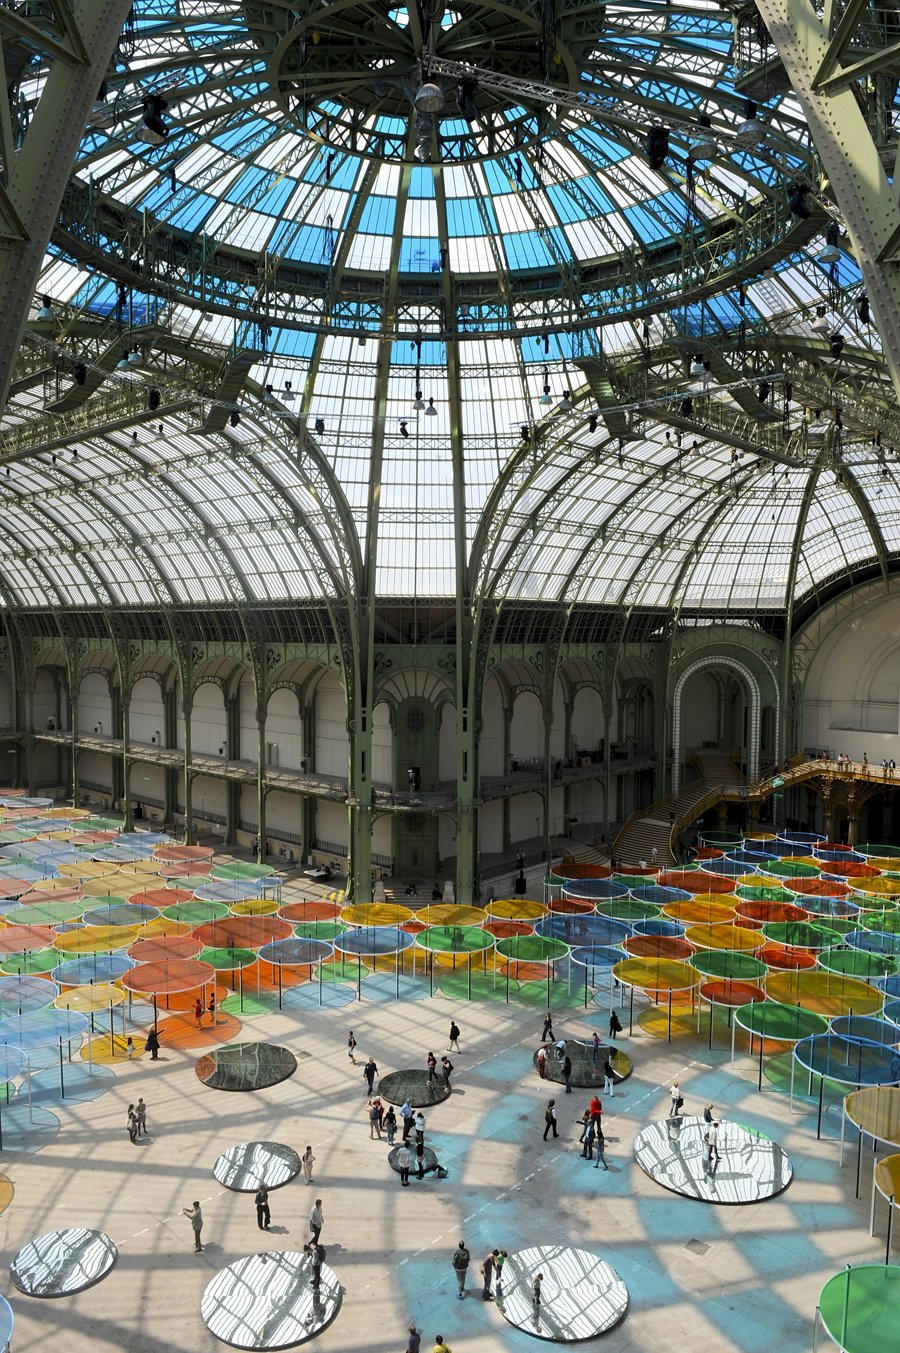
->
(448, 1020, 461, 1052)
(543, 1098, 558, 1140)
(451, 1240, 470, 1299)
(609, 1011, 623, 1040)
(669, 1081, 683, 1118)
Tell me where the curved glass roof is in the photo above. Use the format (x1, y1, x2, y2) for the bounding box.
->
(3, 0, 897, 614)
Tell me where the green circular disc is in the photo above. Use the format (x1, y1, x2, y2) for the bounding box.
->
(292, 921, 347, 941)
(691, 949, 767, 981)
(596, 900, 660, 922)
(818, 948, 898, 980)
(735, 1000, 829, 1042)
(862, 911, 900, 935)
(7, 899, 85, 926)
(762, 921, 842, 949)
(209, 861, 276, 881)
(0, 949, 58, 976)
(496, 935, 569, 962)
(416, 924, 494, 954)
(818, 1265, 900, 1353)
(199, 946, 258, 971)
(163, 899, 230, 925)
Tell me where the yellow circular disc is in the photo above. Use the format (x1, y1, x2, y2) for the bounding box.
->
(21, 878, 84, 895)
(82, 870, 149, 897)
(767, 969, 884, 1017)
(230, 897, 278, 916)
(53, 924, 141, 954)
(612, 956, 699, 991)
(58, 861, 118, 881)
(743, 832, 777, 843)
(44, 829, 75, 841)
(663, 900, 736, 927)
(735, 874, 774, 889)
(54, 984, 124, 1013)
(846, 1088, 900, 1147)
(874, 1153, 900, 1202)
(852, 877, 900, 897)
(340, 903, 414, 926)
(128, 859, 166, 876)
(80, 1033, 146, 1063)
(484, 898, 548, 922)
(788, 856, 821, 869)
(417, 904, 485, 927)
(0, 1174, 14, 1215)
(133, 918, 193, 940)
(860, 858, 896, 873)
(684, 923, 762, 952)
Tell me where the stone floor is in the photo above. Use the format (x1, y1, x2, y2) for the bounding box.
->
(0, 875, 888, 1353)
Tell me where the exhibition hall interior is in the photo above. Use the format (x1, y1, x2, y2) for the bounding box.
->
(0, 2, 897, 1352)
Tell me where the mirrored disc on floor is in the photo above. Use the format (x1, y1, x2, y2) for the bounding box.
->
(376, 1069, 451, 1107)
(387, 1144, 439, 1175)
(214, 1142, 301, 1191)
(195, 1042, 297, 1092)
(498, 1244, 628, 1341)
(202, 1250, 341, 1348)
(633, 1116, 793, 1203)
(10, 1227, 117, 1296)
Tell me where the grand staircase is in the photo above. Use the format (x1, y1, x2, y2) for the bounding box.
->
(613, 751, 745, 867)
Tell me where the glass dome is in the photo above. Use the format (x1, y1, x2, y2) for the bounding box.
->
(3, 0, 895, 613)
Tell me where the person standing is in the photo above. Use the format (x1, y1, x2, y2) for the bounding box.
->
(481, 1250, 497, 1300)
(415, 1110, 426, 1145)
(581, 1115, 595, 1160)
(255, 1186, 271, 1230)
(705, 1119, 720, 1169)
(448, 1020, 460, 1053)
(347, 1030, 357, 1063)
(400, 1099, 414, 1141)
(495, 1250, 507, 1299)
(532, 1273, 543, 1310)
(433, 1337, 452, 1353)
(407, 1325, 421, 1353)
(593, 1125, 609, 1170)
(451, 1240, 470, 1299)
(669, 1081, 682, 1118)
(183, 1201, 203, 1251)
(703, 1102, 714, 1125)
(126, 1103, 138, 1144)
(126, 1036, 135, 1060)
(536, 1046, 547, 1078)
(543, 1098, 558, 1140)
(302, 1145, 315, 1184)
(416, 1138, 426, 1180)
(592, 1032, 601, 1067)
(397, 1142, 412, 1186)
(441, 1056, 453, 1087)
(193, 997, 204, 1028)
(384, 1105, 397, 1145)
(364, 1056, 378, 1094)
(309, 1198, 324, 1244)
(368, 1099, 382, 1139)
(562, 1053, 572, 1094)
(304, 1240, 324, 1289)
(135, 1097, 147, 1136)
(426, 1051, 437, 1085)
(609, 1011, 622, 1040)
(208, 992, 217, 1025)
(589, 1093, 603, 1129)
(145, 1026, 160, 1060)
(603, 1057, 616, 1097)
(541, 1010, 554, 1042)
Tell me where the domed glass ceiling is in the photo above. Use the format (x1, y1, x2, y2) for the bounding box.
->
(5, 0, 896, 615)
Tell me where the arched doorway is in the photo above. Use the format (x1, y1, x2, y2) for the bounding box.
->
(672, 658, 762, 793)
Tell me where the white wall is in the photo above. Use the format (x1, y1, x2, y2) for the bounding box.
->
(192, 773, 227, 821)
(78, 672, 112, 734)
(682, 671, 719, 747)
(510, 791, 543, 843)
(314, 800, 347, 853)
(371, 701, 392, 784)
(571, 686, 604, 756)
(478, 799, 503, 853)
(130, 677, 164, 745)
(314, 673, 348, 776)
(265, 688, 302, 770)
(189, 683, 226, 755)
(510, 690, 542, 763)
(129, 763, 165, 821)
(79, 750, 112, 796)
(803, 592, 900, 760)
(33, 669, 58, 730)
(479, 679, 504, 775)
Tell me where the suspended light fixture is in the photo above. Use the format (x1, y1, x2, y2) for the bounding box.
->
(282, 382, 295, 402)
(733, 99, 764, 150)
(829, 332, 844, 359)
(817, 221, 841, 265)
(400, 420, 410, 438)
(539, 367, 553, 405)
(424, 398, 437, 416)
(136, 94, 169, 145)
(314, 416, 325, 434)
(645, 124, 669, 170)
(263, 384, 277, 405)
(413, 388, 425, 411)
(558, 390, 573, 412)
(36, 295, 56, 322)
(688, 114, 717, 160)
(856, 294, 870, 324)
(588, 414, 598, 433)
(127, 348, 143, 367)
(229, 408, 240, 427)
(810, 304, 829, 332)
(415, 82, 445, 113)
(690, 354, 706, 377)
(116, 350, 131, 370)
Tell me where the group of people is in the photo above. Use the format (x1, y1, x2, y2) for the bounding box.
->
(193, 993, 217, 1027)
(125, 1097, 147, 1143)
(426, 1050, 453, 1087)
(395, 1105, 430, 1184)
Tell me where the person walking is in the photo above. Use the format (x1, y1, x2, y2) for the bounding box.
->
(347, 1030, 357, 1063)
(589, 1093, 603, 1129)
(705, 1119, 720, 1170)
(183, 1201, 203, 1251)
(255, 1186, 271, 1230)
(543, 1098, 558, 1140)
(304, 1240, 324, 1289)
(448, 1020, 460, 1053)
(703, 1102, 714, 1125)
(135, 1097, 147, 1136)
(541, 1010, 554, 1042)
(451, 1240, 470, 1299)
(208, 992, 217, 1025)
(536, 1046, 547, 1078)
(193, 997, 204, 1029)
(481, 1250, 497, 1300)
(440, 1056, 453, 1086)
(532, 1273, 543, 1310)
(415, 1111, 426, 1145)
(580, 1115, 595, 1159)
(400, 1099, 414, 1141)
(309, 1199, 324, 1244)
(669, 1081, 683, 1118)
(384, 1105, 397, 1145)
(407, 1325, 421, 1353)
(562, 1053, 572, 1094)
(495, 1250, 507, 1299)
(603, 1057, 616, 1097)
(368, 1099, 382, 1139)
(126, 1103, 138, 1144)
(126, 1036, 135, 1060)
(363, 1057, 378, 1094)
(426, 1050, 437, 1085)
(593, 1125, 609, 1170)
(433, 1337, 452, 1353)
(609, 1011, 622, 1040)
(592, 1032, 601, 1067)
(397, 1142, 412, 1186)
(302, 1145, 315, 1184)
(145, 1026, 160, 1059)
(416, 1138, 426, 1180)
